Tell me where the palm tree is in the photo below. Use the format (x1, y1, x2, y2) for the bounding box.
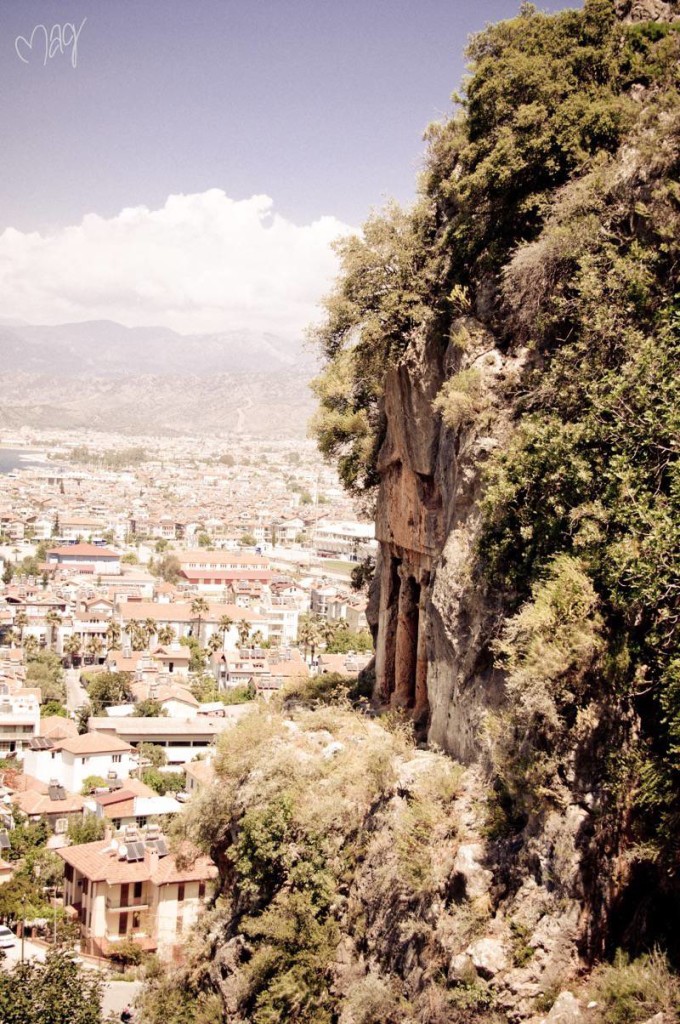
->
(251, 630, 265, 648)
(14, 610, 28, 645)
(23, 634, 39, 659)
(237, 619, 251, 648)
(64, 634, 82, 667)
(207, 633, 223, 656)
(45, 610, 62, 650)
(105, 621, 121, 651)
(85, 636, 104, 665)
(217, 614, 233, 646)
(143, 617, 158, 648)
(297, 617, 322, 664)
(124, 620, 146, 652)
(191, 597, 209, 644)
(157, 625, 176, 646)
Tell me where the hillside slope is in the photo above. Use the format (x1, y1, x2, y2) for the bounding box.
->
(311, 0, 680, 984)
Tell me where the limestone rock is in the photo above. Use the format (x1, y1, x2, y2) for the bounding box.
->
(322, 740, 345, 759)
(467, 937, 509, 979)
(448, 952, 477, 985)
(451, 842, 493, 901)
(545, 991, 583, 1022)
(615, 0, 680, 20)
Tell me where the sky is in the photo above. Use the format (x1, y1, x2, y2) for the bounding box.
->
(0, 0, 579, 338)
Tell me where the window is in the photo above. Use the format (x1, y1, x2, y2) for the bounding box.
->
(55, 818, 68, 834)
(81, 757, 89, 764)
(132, 911, 141, 931)
(112, 755, 122, 763)
(177, 884, 185, 903)
(198, 882, 205, 899)
(134, 882, 142, 899)
(118, 912, 128, 936)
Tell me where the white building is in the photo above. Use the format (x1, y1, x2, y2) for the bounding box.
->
(0, 688, 40, 754)
(24, 732, 134, 793)
(87, 709, 252, 766)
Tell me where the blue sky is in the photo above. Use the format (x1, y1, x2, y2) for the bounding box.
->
(0, 0, 579, 335)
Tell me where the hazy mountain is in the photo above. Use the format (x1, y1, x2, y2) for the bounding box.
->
(0, 320, 315, 377)
(0, 320, 318, 436)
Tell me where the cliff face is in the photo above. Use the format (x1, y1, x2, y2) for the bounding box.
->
(363, 0, 680, 973)
(371, 319, 516, 761)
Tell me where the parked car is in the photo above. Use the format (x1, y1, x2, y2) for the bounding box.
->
(0, 926, 15, 948)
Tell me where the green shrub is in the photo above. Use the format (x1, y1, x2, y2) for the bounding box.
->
(588, 949, 680, 1024)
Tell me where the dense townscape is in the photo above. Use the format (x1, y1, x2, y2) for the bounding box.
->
(0, 432, 374, 1013)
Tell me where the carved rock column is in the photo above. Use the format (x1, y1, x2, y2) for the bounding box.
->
(393, 568, 419, 708)
(413, 572, 430, 728)
(375, 551, 401, 701)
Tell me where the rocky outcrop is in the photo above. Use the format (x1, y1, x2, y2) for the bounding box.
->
(614, 0, 680, 22)
(370, 315, 523, 759)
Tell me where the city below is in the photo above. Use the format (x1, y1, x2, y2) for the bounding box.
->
(0, 428, 375, 994)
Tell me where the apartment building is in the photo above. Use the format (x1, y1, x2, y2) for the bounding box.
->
(0, 688, 40, 754)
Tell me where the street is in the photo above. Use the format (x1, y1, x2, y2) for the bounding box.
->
(65, 667, 88, 713)
(1, 935, 46, 965)
(102, 979, 142, 1020)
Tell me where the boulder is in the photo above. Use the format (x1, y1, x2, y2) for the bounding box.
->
(448, 952, 477, 985)
(452, 842, 493, 901)
(546, 991, 583, 1023)
(467, 937, 508, 979)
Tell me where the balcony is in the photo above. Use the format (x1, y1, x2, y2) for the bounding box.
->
(105, 897, 149, 912)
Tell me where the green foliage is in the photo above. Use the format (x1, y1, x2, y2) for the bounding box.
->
(81, 775, 107, 795)
(134, 698, 167, 717)
(85, 671, 133, 715)
(220, 683, 256, 705)
(350, 555, 375, 593)
(8, 814, 48, 861)
(325, 628, 373, 654)
(41, 700, 67, 717)
(0, 948, 104, 1024)
(138, 742, 167, 768)
(67, 815, 106, 845)
(180, 634, 207, 671)
(109, 936, 144, 966)
(487, 556, 603, 817)
(588, 948, 680, 1024)
(153, 553, 182, 583)
(432, 368, 484, 432)
(141, 768, 185, 795)
(26, 651, 65, 704)
(0, 873, 48, 922)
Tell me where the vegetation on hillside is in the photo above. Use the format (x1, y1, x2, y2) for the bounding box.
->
(138, 685, 472, 1024)
(311, 0, 680, 958)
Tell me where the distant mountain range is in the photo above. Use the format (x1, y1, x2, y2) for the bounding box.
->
(0, 320, 318, 437)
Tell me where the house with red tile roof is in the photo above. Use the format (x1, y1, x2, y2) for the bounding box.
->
(58, 832, 217, 958)
(47, 543, 121, 575)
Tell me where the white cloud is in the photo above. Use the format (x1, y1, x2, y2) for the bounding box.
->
(0, 190, 354, 336)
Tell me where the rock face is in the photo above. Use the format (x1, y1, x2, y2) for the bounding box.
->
(614, 0, 680, 22)
(369, 316, 520, 759)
